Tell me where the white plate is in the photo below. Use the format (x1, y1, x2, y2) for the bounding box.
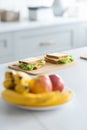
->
(14, 105, 63, 111)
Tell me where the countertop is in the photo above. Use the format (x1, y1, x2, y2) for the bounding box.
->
(0, 46, 87, 130)
(0, 16, 87, 33)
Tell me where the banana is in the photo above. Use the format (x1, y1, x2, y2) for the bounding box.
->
(5, 70, 16, 79)
(3, 79, 15, 89)
(3, 70, 16, 89)
(13, 71, 31, 85)
(3, 71, 31, 93)
(2, 89, 73, 107)
(15, 85, 29, 94)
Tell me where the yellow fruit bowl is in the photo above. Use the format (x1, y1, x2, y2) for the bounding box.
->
(2, 89, 73, 108)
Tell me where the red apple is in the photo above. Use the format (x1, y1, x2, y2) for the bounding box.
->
(49, 74, 64, 92)
(29, 75, 52, 93)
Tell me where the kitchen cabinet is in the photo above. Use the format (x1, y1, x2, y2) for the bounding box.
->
(70, 23, 86, 48)
(77, 23, 87, 47)
(13, 24, 77, 60)
(0, 33, 14, 63)
(0, 18, 87, 63)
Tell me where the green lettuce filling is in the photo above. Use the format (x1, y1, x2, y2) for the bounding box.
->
(19, 60, 45, 71)
(58, 55, 74, 63)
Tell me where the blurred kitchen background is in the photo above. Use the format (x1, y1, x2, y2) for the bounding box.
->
(0, 0, 87, 63)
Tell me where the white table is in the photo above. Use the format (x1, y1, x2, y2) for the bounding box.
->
(0, 46, 87, 130)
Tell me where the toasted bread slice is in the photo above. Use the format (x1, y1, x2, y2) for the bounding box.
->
(34, 64, 45, 69)
(45, 57, 58, 64)
(46, 53, 68, 59)
(19, 58, 44, 65)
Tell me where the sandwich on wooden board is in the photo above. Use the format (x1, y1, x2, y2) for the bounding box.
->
(19, 58, 45, 71)
(45, 53, 74, 64)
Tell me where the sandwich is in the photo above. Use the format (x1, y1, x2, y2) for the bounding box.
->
(45, 53, 74, 64)
(19, 58, 45, 71)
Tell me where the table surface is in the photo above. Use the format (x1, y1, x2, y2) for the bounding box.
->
(0, 46, 87, 130)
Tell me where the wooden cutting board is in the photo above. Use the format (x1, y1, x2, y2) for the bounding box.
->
(8, 61, 76, 75)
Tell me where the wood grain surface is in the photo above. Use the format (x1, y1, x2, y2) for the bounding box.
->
(8, 61, 76, 75)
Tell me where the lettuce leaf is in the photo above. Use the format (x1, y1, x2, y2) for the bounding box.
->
(58, 55, 74, 63)
(19, 60, 45, 71)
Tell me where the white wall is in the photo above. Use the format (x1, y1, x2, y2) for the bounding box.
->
(0, 0, 53, 10)
(1, 0, 86, 19)
(0, 0, 54, 19)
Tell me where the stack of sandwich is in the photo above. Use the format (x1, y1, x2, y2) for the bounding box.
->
(44, 53, 74, 64)
(18, 53, 74, 71)
(19, 58, 45, 71)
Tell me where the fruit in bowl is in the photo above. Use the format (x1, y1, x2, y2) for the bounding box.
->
(2, 70, 73, 107)
(49, 74, 64, 92)
(29, 75, 52, 94)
